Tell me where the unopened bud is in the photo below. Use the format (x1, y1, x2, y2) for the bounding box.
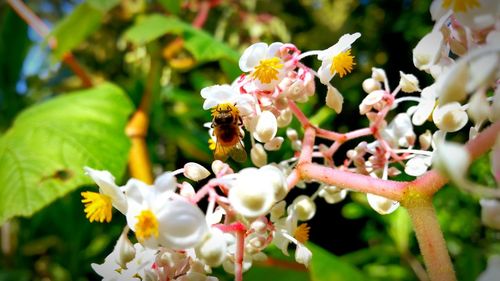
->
(115, 228, 135, 268)
(399, 71, 421, 93)
(264, 137, 284, 151)
(277, 109, 293, 127)
(251, 143, 267, 167)
(325, 85, 343, 114)
(183, 162, 210, 181)
(286, 128, 298, 141)
(180, 182, 195, 198)
(253, 111, 278, 143)
(371, 67, 386, 82)
(362, 78, 381, 93)
(292, 195, 316, 221)
(195, 228, 227, 267)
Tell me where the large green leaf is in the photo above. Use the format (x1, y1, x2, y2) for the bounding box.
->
(122, 14, 240, 64)
(49, 1, 120, 60)
(309, 242, 365, 281)
(0, 83, 134, 225)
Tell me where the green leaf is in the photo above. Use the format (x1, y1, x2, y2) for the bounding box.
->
(50, 1, 119, 60)
(0, 83, 134, 225)
(122, 14, 239, 64)
(158, 0, 181, 14)
(309, 242, 365, 281)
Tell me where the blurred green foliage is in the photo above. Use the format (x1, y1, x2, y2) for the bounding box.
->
(0, 0, 496, 280)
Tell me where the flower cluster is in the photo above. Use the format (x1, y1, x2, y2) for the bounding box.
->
(83, 1, 500, 279)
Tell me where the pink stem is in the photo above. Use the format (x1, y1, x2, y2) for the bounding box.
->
(288, 100, 311, 128)
(234, 228, 246, 281)
(298, 126, 316, 165)
(298, 163, 406, 201)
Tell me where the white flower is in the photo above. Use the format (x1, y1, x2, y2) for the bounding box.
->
(383, 113, 415, 148)
(200, 84, 254, 113)
(466, 53, 499, 93)
(432, 141, 470, 182)
(432, 102, 468, 132)
(84, 167, 127, 214)
(317, 33, 361, 84)
(125, 179, 208, 249)
(195, 227, 228, 267)
(367, 193, 400, 215)
(436, 60, 468, 105)
(239, 42, 285, 90)
(405, 156, 432, 176)
(413, 30, 444, 71)
(295, 243, 313, 268)
(325, 85, 344, 113)
(468, 91, 490, 125)
(412, 84, 437, 126)
(228, 166, 280, 218)
(184, 162, 211, 181)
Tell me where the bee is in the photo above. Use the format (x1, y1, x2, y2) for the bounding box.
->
(211, 103, 247, 162)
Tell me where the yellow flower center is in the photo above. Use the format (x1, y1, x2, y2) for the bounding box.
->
(251, 57, 283, 84)
(135, 209, 159, 242)
(81, 191, 112, 223)
(330, 49, 356, 78)
(293, 223, 310, 244)
(442, 0, 479, 12)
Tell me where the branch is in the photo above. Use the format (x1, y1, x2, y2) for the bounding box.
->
(7, 0, 93, 88)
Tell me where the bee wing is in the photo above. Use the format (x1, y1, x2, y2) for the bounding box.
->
(214, 141, 230, 161)
(229, 141, 247, 163)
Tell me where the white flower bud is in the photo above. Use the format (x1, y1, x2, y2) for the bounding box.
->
(154, 172, 177, 192)
(277, 108, 293, 127)
(371, 67, 386, 82)
(432, 102, 468, 132)
(264, 137, 284, 151)
(211, 160, 228, 175)
(251, 143, 267, 167)
(361, 90, 385, 106)
(259, 165, 287, 201)
(180, 182, 196, 198)
(367, 193, 399, 215)
(115, 228, 135, 268)
(320, 185, 348, 204)
(270, 200, 286, 222)
(184, 162, 210, 181)
(437, 60, 468, 105)
(468, 91, 490, 125)
(195, 228, 227, 267)
(253, 111, 278, 143)
(432, 141, 470, 182)
(295, 243, 312, 268)
(419, 130, 432, 150)
(412, 84, 436, 126)
(325, 85, 344, 114)
(362, 78, 381, 93)
(467, 54, 499, 93)
(292, 195, 316, 221)
(286, 128, 299, 141)
(413, 31, 443, 71)
(399, 71, 421, 93)
(405, 156, 431, 176)
(228, 168, 277, 218)
(250, 217, 268, 233)
(480, 199, 500, 230)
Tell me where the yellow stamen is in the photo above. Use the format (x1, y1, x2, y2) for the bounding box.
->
(293, 223, 310, 244)
(208, 138, 216, 150)
(330, 49, 356, 78)
(135, 210, 159, 242)
(442, 0, 479, 12)
(81, 191, 112, 223)
(251, 57, 283, 84)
